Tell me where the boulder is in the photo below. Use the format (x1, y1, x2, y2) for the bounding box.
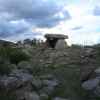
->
(32, 78, 42, 89)
(82, 78, 100, 90)
(39, 74, 54, 80)
(95, 67, 100, 75)
(42, 79, 58, 87)
(39, 79, 59, 95)
(40, 93, 49, 100)
(93, 85, 100, 96)
(10, 69, 33, 84)
(15, 91, 40, 100)
(0, 76, 19, 91)
(24, 92, 40, 100)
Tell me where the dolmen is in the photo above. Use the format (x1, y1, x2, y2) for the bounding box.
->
(44, 34, 68, 49)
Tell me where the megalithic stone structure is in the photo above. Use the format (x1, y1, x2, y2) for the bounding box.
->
(44, 34, 68, 49)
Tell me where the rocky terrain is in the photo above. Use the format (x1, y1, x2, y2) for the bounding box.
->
(0, 40, 100, 100)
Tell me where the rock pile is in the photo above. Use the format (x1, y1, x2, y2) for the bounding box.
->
(80, 47, 97, 82)
(82, 67, 100, 97)
(80, 47, 100, 97)
(0, 69, 68, 100)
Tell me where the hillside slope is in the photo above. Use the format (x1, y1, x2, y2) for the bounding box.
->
(0, 42, 100, 100)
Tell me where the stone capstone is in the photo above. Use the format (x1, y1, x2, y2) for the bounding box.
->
(45, 34, 68, 39)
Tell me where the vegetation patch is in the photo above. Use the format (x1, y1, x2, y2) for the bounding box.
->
(0, 46, 30, 64)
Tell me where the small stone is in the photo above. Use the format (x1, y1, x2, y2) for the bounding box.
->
(95, 68, 100, 75)
(32, 78, 42, 89)
(82, 78, 100, 90)
(40, 86, 54, 95)
(25, 92, 40, 100)
(53, 97, 69, 100)
(40, 74, 53, 80)
(42, 79, 58, 87)
(94, 85, 100, 96)
(40, 93, 49, 100)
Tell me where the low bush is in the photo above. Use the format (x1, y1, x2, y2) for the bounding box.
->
(0, 57, 12, 75)
(0, 46, 30, 64)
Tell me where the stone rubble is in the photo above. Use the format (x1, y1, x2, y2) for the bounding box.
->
(0, 69, 69, 100)
(82, 67, 100, 96)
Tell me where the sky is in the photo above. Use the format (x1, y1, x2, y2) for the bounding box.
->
(0, 0, 100, 45)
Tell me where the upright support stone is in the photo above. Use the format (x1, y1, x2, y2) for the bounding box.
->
(55, 39, 67, 49)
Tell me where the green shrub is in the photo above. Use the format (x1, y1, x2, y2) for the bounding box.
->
(8, 49, 30, 64)
(0, 57, 12, 75)
(0, 46, 30, 64)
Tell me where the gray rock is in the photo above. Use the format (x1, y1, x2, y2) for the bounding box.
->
(18, 61, 32, 71)
(0, 76, 19, 91)
(82, 78, 100, 90)
(42, 79, 58, 87)
(39, 74, 54, 80)
(0, 70, 33, 91)
(40, 79, 59, 94)
(16, 91, 40, 100)
(95, 68, 100, 75)
(94, 85, 100, 96)
(33, 76, 59, 95)
(24, 92, 40, 100)
(32, 78, 42, 89)
(15, 87, 32, 100)
(40, 86, 55, 95)
(53, 97, 69, 100)
(10, 70, 33, 86)
(40, 93, 49, 100)
(10, 69, 33, 81)
(55, 39, 67, 50)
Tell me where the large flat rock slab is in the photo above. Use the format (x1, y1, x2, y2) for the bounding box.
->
(45, 34, 68, 39)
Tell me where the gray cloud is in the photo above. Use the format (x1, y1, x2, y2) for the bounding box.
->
(0, 0, 71, 27)
(0, 0, 71, 38)
(30, 10, 71, 28)
(0, 19, 30, 38)
(93, 6, 100, 16)
(71, 26, 82, 30)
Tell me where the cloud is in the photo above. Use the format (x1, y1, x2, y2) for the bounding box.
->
(71, 26, 82, 30)
(0, 19, 30, 38)
(0, 0, 100, 45)
(0, 0, 71, 28)
(3, 32, 42, 42)
(0, 0, 71, 38)
(93, 6, 100, 16)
